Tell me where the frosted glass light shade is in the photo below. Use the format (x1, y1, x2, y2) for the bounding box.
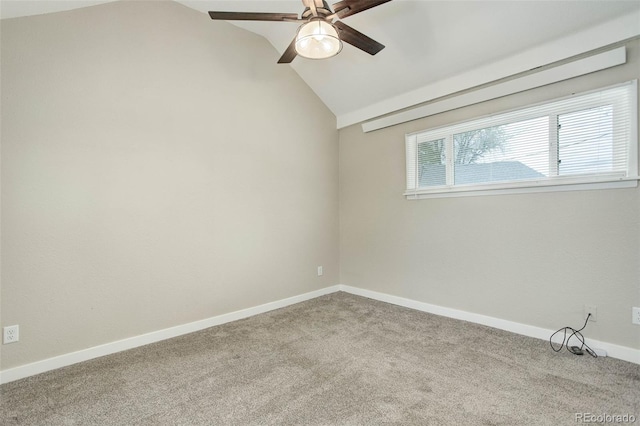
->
(295, 20, 342, 59)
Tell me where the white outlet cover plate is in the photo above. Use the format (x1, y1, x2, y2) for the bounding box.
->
(632, 307, 640, 325)
(3, 325, 19, 344)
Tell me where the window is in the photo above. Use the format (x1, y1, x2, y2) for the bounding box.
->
(405, 81, 638, 198)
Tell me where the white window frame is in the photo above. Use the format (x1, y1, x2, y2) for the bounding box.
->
(405, 80, 639, 199)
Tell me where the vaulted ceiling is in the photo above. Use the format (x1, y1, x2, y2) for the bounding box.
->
(2, 1, 640, 128)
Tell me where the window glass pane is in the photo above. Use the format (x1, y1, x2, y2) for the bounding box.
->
(405, 81, 636, 198)
(453, 117, 549, 185)
(418, 139, 445, 187)
(558, 105, 616, 176)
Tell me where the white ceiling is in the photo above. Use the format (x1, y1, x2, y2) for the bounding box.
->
(2, 1, 640, 127)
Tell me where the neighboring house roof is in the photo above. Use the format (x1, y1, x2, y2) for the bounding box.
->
(420, 161, 545, 187)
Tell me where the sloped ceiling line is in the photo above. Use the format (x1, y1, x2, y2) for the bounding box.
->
(2, 1, 640, 130)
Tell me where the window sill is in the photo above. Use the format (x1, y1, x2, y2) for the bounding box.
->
(404, 176, 640, 199)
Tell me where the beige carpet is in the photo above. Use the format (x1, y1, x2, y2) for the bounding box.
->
(1, 292, 639, 425)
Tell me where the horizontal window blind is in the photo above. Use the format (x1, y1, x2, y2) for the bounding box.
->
(405, 80, 637, 197)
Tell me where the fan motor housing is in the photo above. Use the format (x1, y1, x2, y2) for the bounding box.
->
(301, 1, 333, 19)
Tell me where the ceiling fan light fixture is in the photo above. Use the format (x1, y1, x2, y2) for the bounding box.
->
(295, 19, 342, 59)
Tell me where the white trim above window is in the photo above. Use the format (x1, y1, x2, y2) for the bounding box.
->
(405, 80, 639, 199)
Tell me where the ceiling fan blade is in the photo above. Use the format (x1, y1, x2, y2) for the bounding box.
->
(208, 11, 299, 21)
(277, 37, 298, 64)
(332, 0, 392, 19)
(334, 21, 384, 55)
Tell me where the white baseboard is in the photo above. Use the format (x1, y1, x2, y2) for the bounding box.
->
(0, 285, 341, 384)
(3, 283, 637, 384)
(338, 285, 640, 365)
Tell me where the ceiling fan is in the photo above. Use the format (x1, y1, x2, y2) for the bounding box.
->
(208, 0, 392, 63)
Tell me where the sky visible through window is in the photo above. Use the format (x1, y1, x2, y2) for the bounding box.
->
(465, 116, 549, 177)
(473, 106, 614, 176)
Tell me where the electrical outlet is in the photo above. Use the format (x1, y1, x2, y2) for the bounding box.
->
(584, 305, 597, 322)
(317, 266, 323, 276)
(3, 325, 19, 344)
(632, 307, 640, 325)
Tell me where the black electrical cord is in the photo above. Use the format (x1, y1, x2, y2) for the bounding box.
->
(549, 313, 597, 358)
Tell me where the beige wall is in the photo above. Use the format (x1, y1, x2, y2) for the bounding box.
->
(340, 39, 640, 350)
(1, 1, 339, 369)
(2, 0, 638, 373)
